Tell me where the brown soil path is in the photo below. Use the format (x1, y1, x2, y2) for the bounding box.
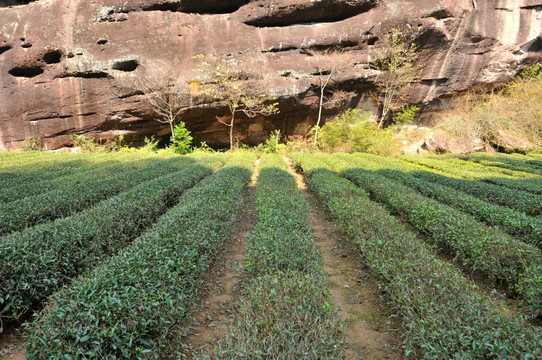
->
(179, 159, 260, 359)
(285, 157, 404, 360)
(0, 326, 25, 360)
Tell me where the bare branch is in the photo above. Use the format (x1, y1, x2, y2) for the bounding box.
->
(135, 60, 192, 139)
(370, 27, 423, 127)
(305, 48, 350, 145)
(195, 54, 279, 149)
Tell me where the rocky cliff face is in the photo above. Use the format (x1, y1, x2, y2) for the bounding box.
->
(0, 0, 541, 150)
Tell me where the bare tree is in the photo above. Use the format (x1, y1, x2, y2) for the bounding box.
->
(370, 27, 423, 128)
(136, 62, 191, 140)
(306, 49, 349, 146)
(195, 54, 279, 150)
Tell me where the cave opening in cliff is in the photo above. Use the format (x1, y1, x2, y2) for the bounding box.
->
(0, 45, 11, 55)
(0, 0, 35, 7)
(8, 65, 44, 78)
(43, 50, 63, 64)
(112, 60, 139, 72)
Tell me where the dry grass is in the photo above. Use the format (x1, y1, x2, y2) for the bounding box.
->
(435, 75, 542, 152)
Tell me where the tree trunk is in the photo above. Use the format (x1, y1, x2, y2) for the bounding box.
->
(169, 121, 175, 140)
(378, 92, 391, 129)
(313, 87, 325, 146)
(230, 112, 235, 150)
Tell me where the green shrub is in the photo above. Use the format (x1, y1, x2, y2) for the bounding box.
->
(393, 157, 542, 216)
(353, 153, 542, 248)
(70, 134, 101, 152)
(143, 135, 159, 152)
(0, 157, 222, 323)
(291, 152, 542, 359)
(458, 153, 542, 176)
(218, 154, 343, 359)
(0, 156, 193, 235)
(0, 154, 157, 203)
(392, 104, 419, 124)
(245, 155, 321, 276)
(26, 154, 252, 358)
(219, 273, 343, 359)
(336, 154, 542, 314)
(171, 121, 193, 154)
(517, 63, 541, 80)
(317, 109, 400, 156)
(19, 137, 42, 151)
(403, 155, 542, 195)
(193, 141, 216, 153)
(263, 130, 281, 154)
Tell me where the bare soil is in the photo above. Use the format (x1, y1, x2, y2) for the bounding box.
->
(179, 159, 260, 358)
(285, 157, 404, 360)
(0, 326, 25, 360)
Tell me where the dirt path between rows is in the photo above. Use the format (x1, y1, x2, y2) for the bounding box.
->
(285, 157, 403, 360)
(179, 159, 260, 359)
(0, 326, 25, 360)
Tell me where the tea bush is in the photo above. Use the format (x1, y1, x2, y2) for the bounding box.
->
(291, 152, 542, 359)
(25, 154, 253, 358)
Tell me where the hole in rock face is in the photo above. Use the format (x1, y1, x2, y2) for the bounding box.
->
(61, 71, 111, 79)
(43, 50, 63, 64)
(97, 39, 108, 45)
(21, 42, 32, 48)
(521, 37, 542, 53)
(178, 0, 250, 13)
(0, 45, 11, 55)
(0, 0, 36, 7)
(367, 36, 378, 45)
(9, 65, 44, 78)
(112, 59, 139, 72)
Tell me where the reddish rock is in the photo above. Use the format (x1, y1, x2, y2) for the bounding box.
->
(0, 0, 541, 150)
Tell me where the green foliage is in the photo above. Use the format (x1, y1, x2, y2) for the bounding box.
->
(0, 155, 157, 203)
(458, 153, 542, 176)
(403, 155, 542, 195)
(291, 152, 542, 359)
(338, 155, 542, 314)
(26, 154, 252, 358)
(171, 121, 193, 154)
(316, 109, 400, 156)
(355, 153, 542, 248)
(19, 136, 42, 151)
(255, 130, 282, 154)
(395, 157, 542, 216)
(218, 154, 343, 359)
(143, 135, 159, 152)
(0, 157, 193, 235)
(392, 104, 419, 124)
(0, 157, 215, 323)
(245, 155, 321, 276)
(517, 63, 541, 80)
(219, 273, 344, 359)
(193, 141, 216, 153)
(70, 134, 101, 152)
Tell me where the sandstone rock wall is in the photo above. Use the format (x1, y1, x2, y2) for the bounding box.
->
(0, 0, 541, 150)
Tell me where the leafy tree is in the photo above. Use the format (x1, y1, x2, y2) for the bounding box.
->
(195, 54, 279, 150)
(370, 27, 423, 128)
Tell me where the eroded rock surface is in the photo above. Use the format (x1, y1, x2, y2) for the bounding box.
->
(0, 0, 541, 150)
